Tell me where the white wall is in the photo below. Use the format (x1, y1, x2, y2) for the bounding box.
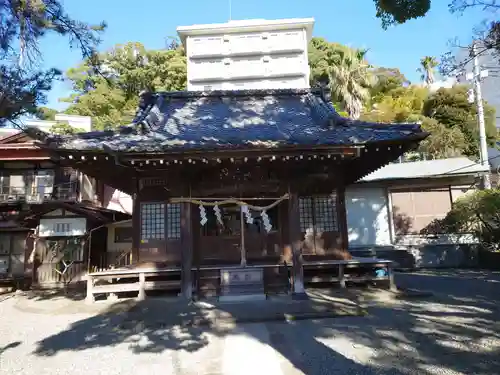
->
(345, 187, 392, 248)
(180, 19, 312, 91)
(104, 187, 133, 214)
(38, 217, 87, 237)
(107, 221, 132, 252)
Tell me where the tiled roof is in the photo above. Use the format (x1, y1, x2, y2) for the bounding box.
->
(33, 89, 426, 153)
(360, 157, 487, 182)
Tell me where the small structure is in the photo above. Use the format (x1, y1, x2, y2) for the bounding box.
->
(27, 88, 428, 301)
(0, 124, 130, 288)
(346, 157, 487, 268)
(20, 203, 129, 288)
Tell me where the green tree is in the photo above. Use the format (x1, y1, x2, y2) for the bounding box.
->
(61, 42, 187, 130)
(361, 85, 429, 123)
(374, 0, 432, 28)
(0, 0, 105, 126)
(362, 84, 470, 159)
(369, 67, 410, 104)
(309, 38, 373, 119)
(419, 116, 467, 158)
(417, 56, 438, 86)
(422, 85, 497, 158)
(49, 122, 84, 135)
(35, 107, 58, 121)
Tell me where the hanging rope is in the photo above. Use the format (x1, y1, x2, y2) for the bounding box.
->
(170, 193, 289, 211)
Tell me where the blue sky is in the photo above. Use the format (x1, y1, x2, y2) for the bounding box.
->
(41, 0, 486, 110)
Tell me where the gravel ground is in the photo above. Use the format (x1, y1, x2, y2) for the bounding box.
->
(1, 270, 500, 375)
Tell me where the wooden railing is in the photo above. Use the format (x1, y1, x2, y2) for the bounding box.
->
(92, 250, 132, 273)
(86, 267, 182, 303)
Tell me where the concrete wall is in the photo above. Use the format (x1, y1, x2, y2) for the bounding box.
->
(351, 244, 479, 269)
(181, 19, 312, 90)
(348, 176, 480, 269)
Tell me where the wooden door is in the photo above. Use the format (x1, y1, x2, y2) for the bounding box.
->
(10, 233, 26, 276)
(139, 202, 167, 264)
(244, 210, 265, 261)
(299, 195, 342, 256)
(198, 205, 242, 265)
(244, 202, 282, 264)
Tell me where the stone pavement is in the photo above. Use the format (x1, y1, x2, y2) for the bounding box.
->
(2, 271, 500, 374)
(11, 289, 366, 325)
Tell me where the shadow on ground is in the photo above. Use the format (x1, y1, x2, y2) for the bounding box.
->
(0, 341, 21, 358)
(21, 288, 86, 302)
(30, 271, 500, 374)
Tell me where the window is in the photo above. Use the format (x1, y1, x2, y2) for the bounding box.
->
(53, 222, 71, 234)
(34, 170, 54, 197)
(299, 195, 338, 233)
(114, 227, 133, 243)
(141, 202, 165, 241)
(166, 203, 181, 239)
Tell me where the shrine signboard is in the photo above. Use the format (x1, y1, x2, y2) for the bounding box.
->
(220, 267, 264, 296)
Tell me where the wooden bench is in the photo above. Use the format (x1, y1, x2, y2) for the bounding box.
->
(302, 258, 395, 289)
(85, 267, 182, 303)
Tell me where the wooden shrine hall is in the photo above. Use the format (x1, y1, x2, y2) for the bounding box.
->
(28, 88, 428, 302)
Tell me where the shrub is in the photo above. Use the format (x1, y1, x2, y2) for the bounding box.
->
(422, 189, 500, 249)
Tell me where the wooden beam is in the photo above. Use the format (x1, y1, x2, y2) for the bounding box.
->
(288, 189, 306, 299)
(180, 202, 193, 300)
(336, 184, 349, 252)
(132, 178, 141, 265)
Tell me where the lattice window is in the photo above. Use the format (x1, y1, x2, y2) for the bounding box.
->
(166, 203, 181, 239)
(313, 196, 337, 232)
(299, 197, 314, 232)
(141, 203, 165, 240)
(299, 195, 338, 233)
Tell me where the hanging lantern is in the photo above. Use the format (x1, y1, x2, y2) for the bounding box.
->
(261, 210, 272, 233)
(213, 205, 223, 225)
(199, 204, 208, 226)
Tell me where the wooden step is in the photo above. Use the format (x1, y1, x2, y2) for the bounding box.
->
(92, 280, 181, 294)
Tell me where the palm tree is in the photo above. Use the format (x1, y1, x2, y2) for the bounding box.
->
(328, 48, 373, 119)
(417, 56, 438, 86)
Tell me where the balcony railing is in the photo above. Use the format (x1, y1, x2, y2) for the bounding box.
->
(0, 181, 78, 203)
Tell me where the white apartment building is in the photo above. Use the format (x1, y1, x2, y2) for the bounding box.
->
(177, 18, 315, 91)
(0, 114, 92, 139)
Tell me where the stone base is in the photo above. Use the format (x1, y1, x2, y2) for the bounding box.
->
(218, 294, 267, 303)
(220, 267, 265, 299)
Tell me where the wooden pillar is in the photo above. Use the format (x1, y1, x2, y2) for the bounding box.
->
(137, 271, 146, 301)
(85, 275, 95, 304)
(181, 202, 193, 300)
(336, 184, 349, 253)
(132, 178, 141, 265)
(288, 190, 306, 299)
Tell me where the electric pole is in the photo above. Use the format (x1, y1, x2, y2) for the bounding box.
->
(467, 41, 491, 189)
